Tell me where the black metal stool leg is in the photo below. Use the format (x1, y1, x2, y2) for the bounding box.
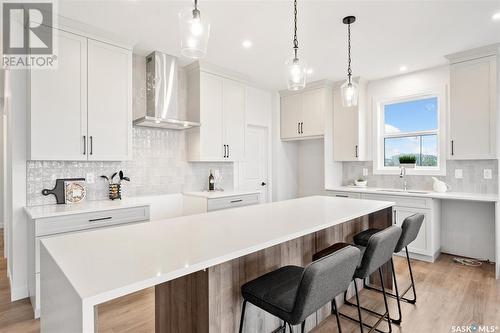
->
(239, 300, 247, 333)
(378, 268, 392, 333)
(332, 298, 342, 333)
(288, 322, 294, 333)
(353, 280, 364, 333)
(404, 247, 417, 304)
(301, 320, 306, 333)
(390, 258, 402, 324)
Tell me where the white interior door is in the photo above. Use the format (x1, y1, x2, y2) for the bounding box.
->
(240, 125, 269, 203)
(87, 39, 132, 161)
(30, 28, 88, 161)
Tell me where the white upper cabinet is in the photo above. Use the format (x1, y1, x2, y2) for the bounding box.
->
(449, 55, 497, 159)
(28, 27, 133, 161)
(29, 29, 88, 161)
(280, 93, 302, 139)
(87, 39, 132, 161)
(332, 79, 369, 161)
(223, 79, 245, 161)
(280, 82, 330, 140)
(187, 67, 245, 162)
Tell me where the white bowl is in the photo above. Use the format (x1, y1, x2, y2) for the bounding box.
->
(354, 180, 367, 187)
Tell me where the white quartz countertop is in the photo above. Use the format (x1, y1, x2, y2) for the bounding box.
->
(41, 196, 394, 306)
(25, 199, 151, 220)
(327, 186, 499, 202)
(183, 190, 260, 199)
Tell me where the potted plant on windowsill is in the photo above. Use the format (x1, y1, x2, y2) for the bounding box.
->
(399, 154, 417, 168)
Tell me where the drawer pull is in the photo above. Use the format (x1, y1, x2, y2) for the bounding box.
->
(335, 195, 348, 198)
(88, 216, 112, 222)
(230, 199, 243, 203)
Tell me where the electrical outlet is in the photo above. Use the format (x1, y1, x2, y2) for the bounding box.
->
(362, 168, 368, 177)
(454, 169, 463, 179)
(86, 172, 95, 184)
(484, 169, 492, 179)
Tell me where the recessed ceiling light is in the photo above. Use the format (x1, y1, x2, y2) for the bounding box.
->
(306, 68, 313, 74)
(399, 66, 408, 72)
(242, 40, 252, 48)
(493, 12, 500, 20)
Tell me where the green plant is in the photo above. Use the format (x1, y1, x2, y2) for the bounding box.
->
(399, 154, 416, 164)
(357, 177, 365, 182)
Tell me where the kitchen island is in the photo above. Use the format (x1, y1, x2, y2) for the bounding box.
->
(40, 196, 394, 333)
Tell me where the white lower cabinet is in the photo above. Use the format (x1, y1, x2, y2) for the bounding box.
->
(328, 191, 441, 262)
(183, 192, 260, 214)
(27, 205, 150, 318)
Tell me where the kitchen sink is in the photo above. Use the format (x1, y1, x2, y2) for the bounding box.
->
(376, 189, 429, 194)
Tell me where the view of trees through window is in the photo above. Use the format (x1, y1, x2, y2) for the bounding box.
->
(383, 97, 438, 167)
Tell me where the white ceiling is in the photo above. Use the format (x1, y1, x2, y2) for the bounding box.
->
(58, 0, 500, 90)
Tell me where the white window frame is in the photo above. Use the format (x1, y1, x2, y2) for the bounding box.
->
(373, 86, 447, 176)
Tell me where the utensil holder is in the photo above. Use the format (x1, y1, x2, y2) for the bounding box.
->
(109, 183, 121, 200)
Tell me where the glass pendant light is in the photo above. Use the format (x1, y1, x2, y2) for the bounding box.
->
(341, 16, 359, 107)
(179, 0, 210, 59)
(286, 0, 306, 91)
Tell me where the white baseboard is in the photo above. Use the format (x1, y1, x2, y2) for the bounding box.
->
(10, 284, 29, 301)
(7, 266, 29, 301)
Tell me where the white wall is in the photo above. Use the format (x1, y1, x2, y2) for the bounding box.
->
(271, 93, 298, 201)
(0, 69, 4, 229)
(5, 69, 28, 300)
(298, 139, 324, 197)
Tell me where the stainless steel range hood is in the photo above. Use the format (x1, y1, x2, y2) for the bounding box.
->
(133, 51, 200, 130)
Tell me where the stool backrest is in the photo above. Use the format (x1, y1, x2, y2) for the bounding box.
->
(291, 245, 360, 324)
(395, 213, 425, 252)
(355, 225, 402, 279)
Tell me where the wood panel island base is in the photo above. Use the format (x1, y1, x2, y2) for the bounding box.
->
(40, 196, 394, 333)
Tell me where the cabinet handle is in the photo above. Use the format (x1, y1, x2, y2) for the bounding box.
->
(89, 216, 112, 222)
(90, 136, 93, 155)
(223, 145, 226, 158)
(355, 145, 358, 158)
(83, 136, 86, 155)
(335, 194, 348, 198)
(451, 140, 454, 156)
(300, 122, 303, 134)
(227, 145, 230, 159)
(230, 199, 243, 203)
(298, 122, 300, 134)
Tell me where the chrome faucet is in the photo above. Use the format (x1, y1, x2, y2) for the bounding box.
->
(400, 166, 408, 191)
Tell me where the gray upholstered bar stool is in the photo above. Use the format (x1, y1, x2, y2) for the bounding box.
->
(239, 245, 361, 333)
(353, 213, 424, 324)
(319, 226, 402, 333)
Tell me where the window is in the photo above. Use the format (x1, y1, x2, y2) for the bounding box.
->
(374, 90, 446, 175)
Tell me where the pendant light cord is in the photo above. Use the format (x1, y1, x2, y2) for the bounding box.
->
(347, 22, 352, 84)
(293, 0, 298, 60)
(194, 0, 198, 10)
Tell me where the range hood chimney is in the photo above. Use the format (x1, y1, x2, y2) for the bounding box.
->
(133, 51, 200, 130)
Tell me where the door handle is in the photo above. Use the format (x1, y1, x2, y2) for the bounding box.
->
(90, 136, 93, 155)
(83, 136, 86, 155)
(261, 182, 267, 186)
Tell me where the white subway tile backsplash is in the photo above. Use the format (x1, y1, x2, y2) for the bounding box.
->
(343, 160, 498, 194)
(26, 128, 233, 206)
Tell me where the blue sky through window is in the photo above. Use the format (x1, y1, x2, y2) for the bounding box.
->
(383, 97, 438, 167)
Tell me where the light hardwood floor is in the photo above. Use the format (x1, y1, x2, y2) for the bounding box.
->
(0, 228, 498, 333)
